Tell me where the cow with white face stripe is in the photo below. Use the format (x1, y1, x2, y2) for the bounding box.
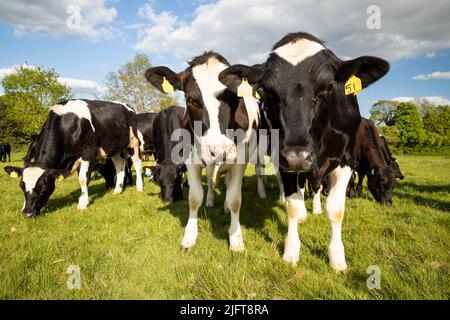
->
(145, 52, 260, 252)
(219, 32, 390, 271)
(4, 100, 144, 218)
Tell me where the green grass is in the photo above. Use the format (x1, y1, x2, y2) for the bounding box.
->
(0, 151, 449, 299)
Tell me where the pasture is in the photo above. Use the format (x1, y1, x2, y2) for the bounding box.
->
(0, 150, 448, 299)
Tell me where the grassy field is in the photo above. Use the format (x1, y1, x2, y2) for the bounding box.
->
(0, 150, 448, 299)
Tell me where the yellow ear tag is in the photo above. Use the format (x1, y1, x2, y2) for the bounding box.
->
(237, 78, 253, 97)
(254, 91, 261, 100)
(345, 75, 363, 95)
(10, 172, 18, 178)
(57, 175, 64, 182)
(145, 168, 151, 174)
(162, 76, 174, 94)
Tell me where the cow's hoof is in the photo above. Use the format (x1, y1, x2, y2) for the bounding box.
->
(181, 234, 197, 250)
(258, 191, 267, 199)
(136, 187, 144, 192)
(229, 241, 244, 252)
(77, 204, 88, 210)
(313, 209, 322, 215)
(298, 210, 307, 224)
(206, 199, 214, 208)
(283, 237, 300, 265)
(112, 190, 122, 195)
(330, 260, 348, 272)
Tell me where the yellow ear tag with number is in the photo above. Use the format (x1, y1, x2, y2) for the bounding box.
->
(10, 172, 18, 178)
(237, 78, 253, 97)
(162, 77, 174, 94)
(145, 168, 151, 174)
(254, 91, 261, 100)
(345, 75, 362, 95)
(57, 175, 64, 182)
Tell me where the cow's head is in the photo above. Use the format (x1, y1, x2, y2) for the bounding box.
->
(4, 166, 67, 218)
(151, 164, 186, 204)
(219, 32, 389, 173)
(145, 52, 259, 165)
(367, 166, 395, 205)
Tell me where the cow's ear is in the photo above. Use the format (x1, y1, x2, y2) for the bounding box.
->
(337, 56, 390, 89)
(4, 166, 23, 178)
(219, 64, 263, 95)
(145, 66, 183, 93)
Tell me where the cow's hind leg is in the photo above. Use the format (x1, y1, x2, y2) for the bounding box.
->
(227, 164, 246, 252)
(355, 173, 364, 197)
(255, 163, 267, 199)
(181, 164, 203, 250)
(112, 153, 126, 195)
(130, 148, 144, 192)
(326, 165, 352, 272)
(206, 173, 215, 208)
(312, 185, 323, 215)
(77, 160, 90, 210)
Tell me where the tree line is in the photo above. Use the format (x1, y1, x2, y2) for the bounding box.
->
(370, 100, 450, 154)
(0, 54, 178, 145)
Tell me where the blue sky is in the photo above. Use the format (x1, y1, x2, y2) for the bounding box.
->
(0, 0, 449, 116)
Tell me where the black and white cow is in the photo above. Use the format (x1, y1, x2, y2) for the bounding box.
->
(4, 99, 143, 218)
(219, 32, 389, 270)
(0, 142, 11, 162)
(150, 106, 187, 204)
(145, 52, 260, 251)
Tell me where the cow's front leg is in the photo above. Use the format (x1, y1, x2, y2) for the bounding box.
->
(130, 148, 144, 192)
(312, 184, 323, 215)
(326, 165, 352, 272)
(277, 170, 285, 202)
(77, 160, 90, 210)
(255, 163, 267, 199)
(181, 164, 203, 250)
(226, 164, 246, 251)
(355, 172, 364, 197)
(112, 153, 126, 194)
(280, 171, 305, 265)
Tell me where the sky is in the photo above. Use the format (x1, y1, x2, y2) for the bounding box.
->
(0, 0, 449, 117)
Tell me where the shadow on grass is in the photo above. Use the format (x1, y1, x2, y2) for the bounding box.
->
(398, 181, 450, 194)
(395, 191, 450, 212)
(44, 182, 110, 215)
(160, 172, 288, 255)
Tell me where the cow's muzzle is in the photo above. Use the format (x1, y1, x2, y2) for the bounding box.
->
(22, 208, 38, 218)
(280, 147, 315, 172)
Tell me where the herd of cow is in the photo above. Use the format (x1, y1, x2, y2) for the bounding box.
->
(3, 32, 405, 271)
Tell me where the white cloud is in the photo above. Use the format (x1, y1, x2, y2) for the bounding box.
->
(425, 51, 436, 58)
(133, 0, 450, 65)
(0, 0, 120, 41)
(0, 64, 105, 98)
(391, 96, 450, 106)
(413, 71, 450, 80)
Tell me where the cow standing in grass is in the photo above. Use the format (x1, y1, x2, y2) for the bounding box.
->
(145, 52, 260, 251)
(347, 117, 403, 203)
(219, 32, 389, 270)
(4, 100, 143, 218)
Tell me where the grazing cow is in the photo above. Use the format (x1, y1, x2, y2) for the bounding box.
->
(380, 135, 404, 180)
(347, 118, 401, 203)
(145, 51, 260, 251)
(135, 112, 158, 160)
(0, 142, 11, 162)
(219, 32, 389, 270)
(150, 106, 187, 204)
(4, 99, 143, 218)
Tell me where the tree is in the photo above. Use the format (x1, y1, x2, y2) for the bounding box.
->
(103, 54, 178, 113)
(370, 100, 399, 126)
(0, 65, 73, 143)
(393, 102, 425, 149)
(379, 125, 401, 152)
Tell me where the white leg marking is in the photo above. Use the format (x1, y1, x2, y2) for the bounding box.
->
(283, 190, 306, 265)
(326, 166, 352, 272)
(181, 164, 203, 250)
(77, 160, 90, 210)
(112, 154, 126, 195)
(226, 164, 245, 252)
(256, 164, 267, 199)
(312, 185, 323, 215)
(133, 158, 144, 192)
